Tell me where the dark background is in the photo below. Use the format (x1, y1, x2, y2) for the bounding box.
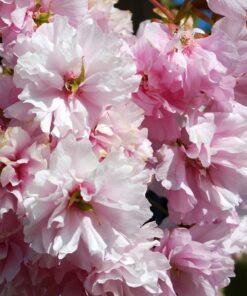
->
(116, 0, 210, 32)
(116, 0, 155, 32)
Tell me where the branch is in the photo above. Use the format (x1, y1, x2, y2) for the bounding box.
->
(174, 0, 192, 24)
(149, 0, 175, 22)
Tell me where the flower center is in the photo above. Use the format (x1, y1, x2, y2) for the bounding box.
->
(64, 64, 86, 94)
(0, 225, 22, 242)
(186, 157, 207, 177)
(34, 12, 50, 26)
(2, 65, 13, 76)
(176, 138, 207, 174)
(140, 73, 149, 90)
(173, 28, 195, 51)
(180, 35, 190, 46)
(67, 190, 93, 212)
(186, 157, 203, 169)
(33, 1, 51, 26)
(171, 265, 182, 277)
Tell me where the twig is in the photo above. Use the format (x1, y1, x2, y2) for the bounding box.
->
(149, 0, 175, 22)
(174, 0, 192, 24)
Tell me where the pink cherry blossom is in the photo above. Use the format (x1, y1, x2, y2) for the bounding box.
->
(90, 101, 153, 162)
(0, 126, 49, 213)
(235, 74, 247, 105)
(156, 111, 247, 224)
(23, 134, 151, 270)
(5, 251, 88, 295)
(207, 0, 247, 20)
(0, 0, 88, 67)
(157, 228, 234, 296)
(0, 0, 29, 31)
(227, 216, 247, 255)
(0, 74, 20, 128)
(88, 0, 133, 35)
(212, 17, 247, 77)
(0, 74, 19, 111)
(11, 16, 140, 137)
(0, 0, 246, 293)
(0, 0, 88, 31)
(84, 238, 174, 296)
(0, 264, 60, 295)
(133, 21, 238, 117)
(0, 211, 27, 285)
(0, 188, 18, 219)
(189, 214, 247, 258)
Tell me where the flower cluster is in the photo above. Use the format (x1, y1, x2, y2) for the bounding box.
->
(0, 0, 246, 295)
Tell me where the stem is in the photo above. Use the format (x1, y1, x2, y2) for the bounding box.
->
(174, 0, 192, 24)
(192, 7, 214, 25)
(149, 0, 175, 22)
(192, 0, 209, 9)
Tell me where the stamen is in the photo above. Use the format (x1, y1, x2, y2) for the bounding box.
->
(64, 63, 86, 94)
(34, 12, 51, 26)
(67, 190, 93, 212)
(33, 1, 52, 26)
(2, 66, 14, 76)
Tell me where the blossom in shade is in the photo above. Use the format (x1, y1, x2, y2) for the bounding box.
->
(0, 74, 19, 111)
(0, 264, 59, 296)
(0, 211, 27, 285)
(0, 126, 49, 212)
(0, 188, 18, 219)
(235, 74, 247, 106)
(0, 74, 20, 128)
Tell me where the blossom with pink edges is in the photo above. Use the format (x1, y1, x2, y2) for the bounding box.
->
(0, 0, 247, 294)
(157, 228, 234, 296)
(10, 16, 140, 137)
(23, 134, 151, 270)
(156, 111, 247, 224)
